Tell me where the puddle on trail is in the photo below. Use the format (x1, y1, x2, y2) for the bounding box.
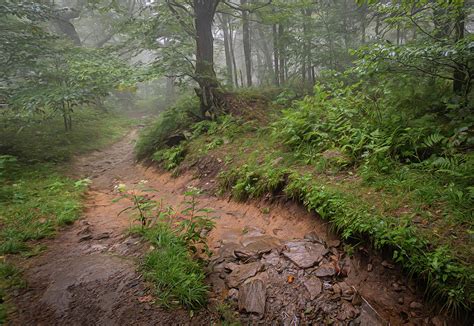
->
(7, 131, 449, 325)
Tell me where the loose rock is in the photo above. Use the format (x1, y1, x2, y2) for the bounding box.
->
(238, 278, 266, 315)
(227, 262, 264, 288)
(282, 240, 327, 269)
(367, 263, 373, 272)
(241, 235, 281, 257)
(314, 263, 336, 277)
(337, 301, 359, 320)
(381, 260, 394, 269)
(303, 277, 322, 300)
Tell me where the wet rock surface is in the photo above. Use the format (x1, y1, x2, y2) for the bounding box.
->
(209, 231, 388, 325)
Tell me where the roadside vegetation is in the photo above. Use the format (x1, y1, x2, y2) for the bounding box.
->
(134, 0, 473, 318)
(138, 75, 473, 315)
(0, 110, 132, 322)
(117, 185, 216, 309)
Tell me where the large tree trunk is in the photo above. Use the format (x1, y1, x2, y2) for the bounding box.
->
(193, 0, 220, 117)
(241, 0, 252, 87)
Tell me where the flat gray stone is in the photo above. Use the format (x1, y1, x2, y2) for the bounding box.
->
(238, 278, 266, 315)
(304, 276, 322, 300)
(227, 262, 264, 288)
(218, 242, 240, 259)
(314, 263, 336, 277)
(282, 240, 327, 268)
(262, 250, 280, 267)
(241, 235, 281, 254)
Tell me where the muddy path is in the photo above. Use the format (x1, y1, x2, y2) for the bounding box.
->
(8, 130, 447, 325)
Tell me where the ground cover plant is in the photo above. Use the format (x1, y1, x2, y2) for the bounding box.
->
(120, 185, 216, 309)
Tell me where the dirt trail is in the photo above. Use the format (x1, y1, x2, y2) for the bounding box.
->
(8, 131, 444, 325)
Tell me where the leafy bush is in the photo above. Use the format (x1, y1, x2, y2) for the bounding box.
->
(135, 96, 200, 160)
(152, 145, 187, 170)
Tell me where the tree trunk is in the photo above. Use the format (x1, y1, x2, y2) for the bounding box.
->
(453, 6, 466, 96)
(278, 23, 285, 84)
(220, 14, 234, 87)
(165, 76, 176, 105)
(193, 0, 220, 117)
(257, 23, 273, 85)
(241, 0, 252, 87)
(229, 21, 239, 87)
(272, 23, 279, 86)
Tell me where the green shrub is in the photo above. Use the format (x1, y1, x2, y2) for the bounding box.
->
(218, 163, 288, 201)
(135, 96, 200, 160)
(152, 144, 187, 170)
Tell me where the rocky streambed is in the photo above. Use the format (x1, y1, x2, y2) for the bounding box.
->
(208, 228, 387, 325)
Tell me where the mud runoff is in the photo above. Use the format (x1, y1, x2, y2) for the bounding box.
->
(7, 131, 449, 325)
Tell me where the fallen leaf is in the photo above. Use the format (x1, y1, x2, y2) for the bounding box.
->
(287, 275, 295, 283)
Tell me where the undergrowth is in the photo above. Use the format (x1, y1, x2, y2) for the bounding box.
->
(135, 96, 200, 160)
(0, 107, 132, 162)
(122, 186, 216, 309)
(0, 107, 132, 323)
(0, 159, 88, 323)
(137, 80, 473, 316)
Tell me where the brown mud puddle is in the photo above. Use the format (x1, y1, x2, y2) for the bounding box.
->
(7, 131, 448, 325)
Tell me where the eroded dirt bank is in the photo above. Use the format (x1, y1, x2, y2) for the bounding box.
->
(8, 131, 449, 325)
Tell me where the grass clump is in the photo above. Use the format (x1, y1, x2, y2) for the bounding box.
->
(0, 160, 87, 323)
(0, 163, 87, 255)
(122, 187, 215, 309)
(0, 261, 24, 323)
(141, 223, 209, 309)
